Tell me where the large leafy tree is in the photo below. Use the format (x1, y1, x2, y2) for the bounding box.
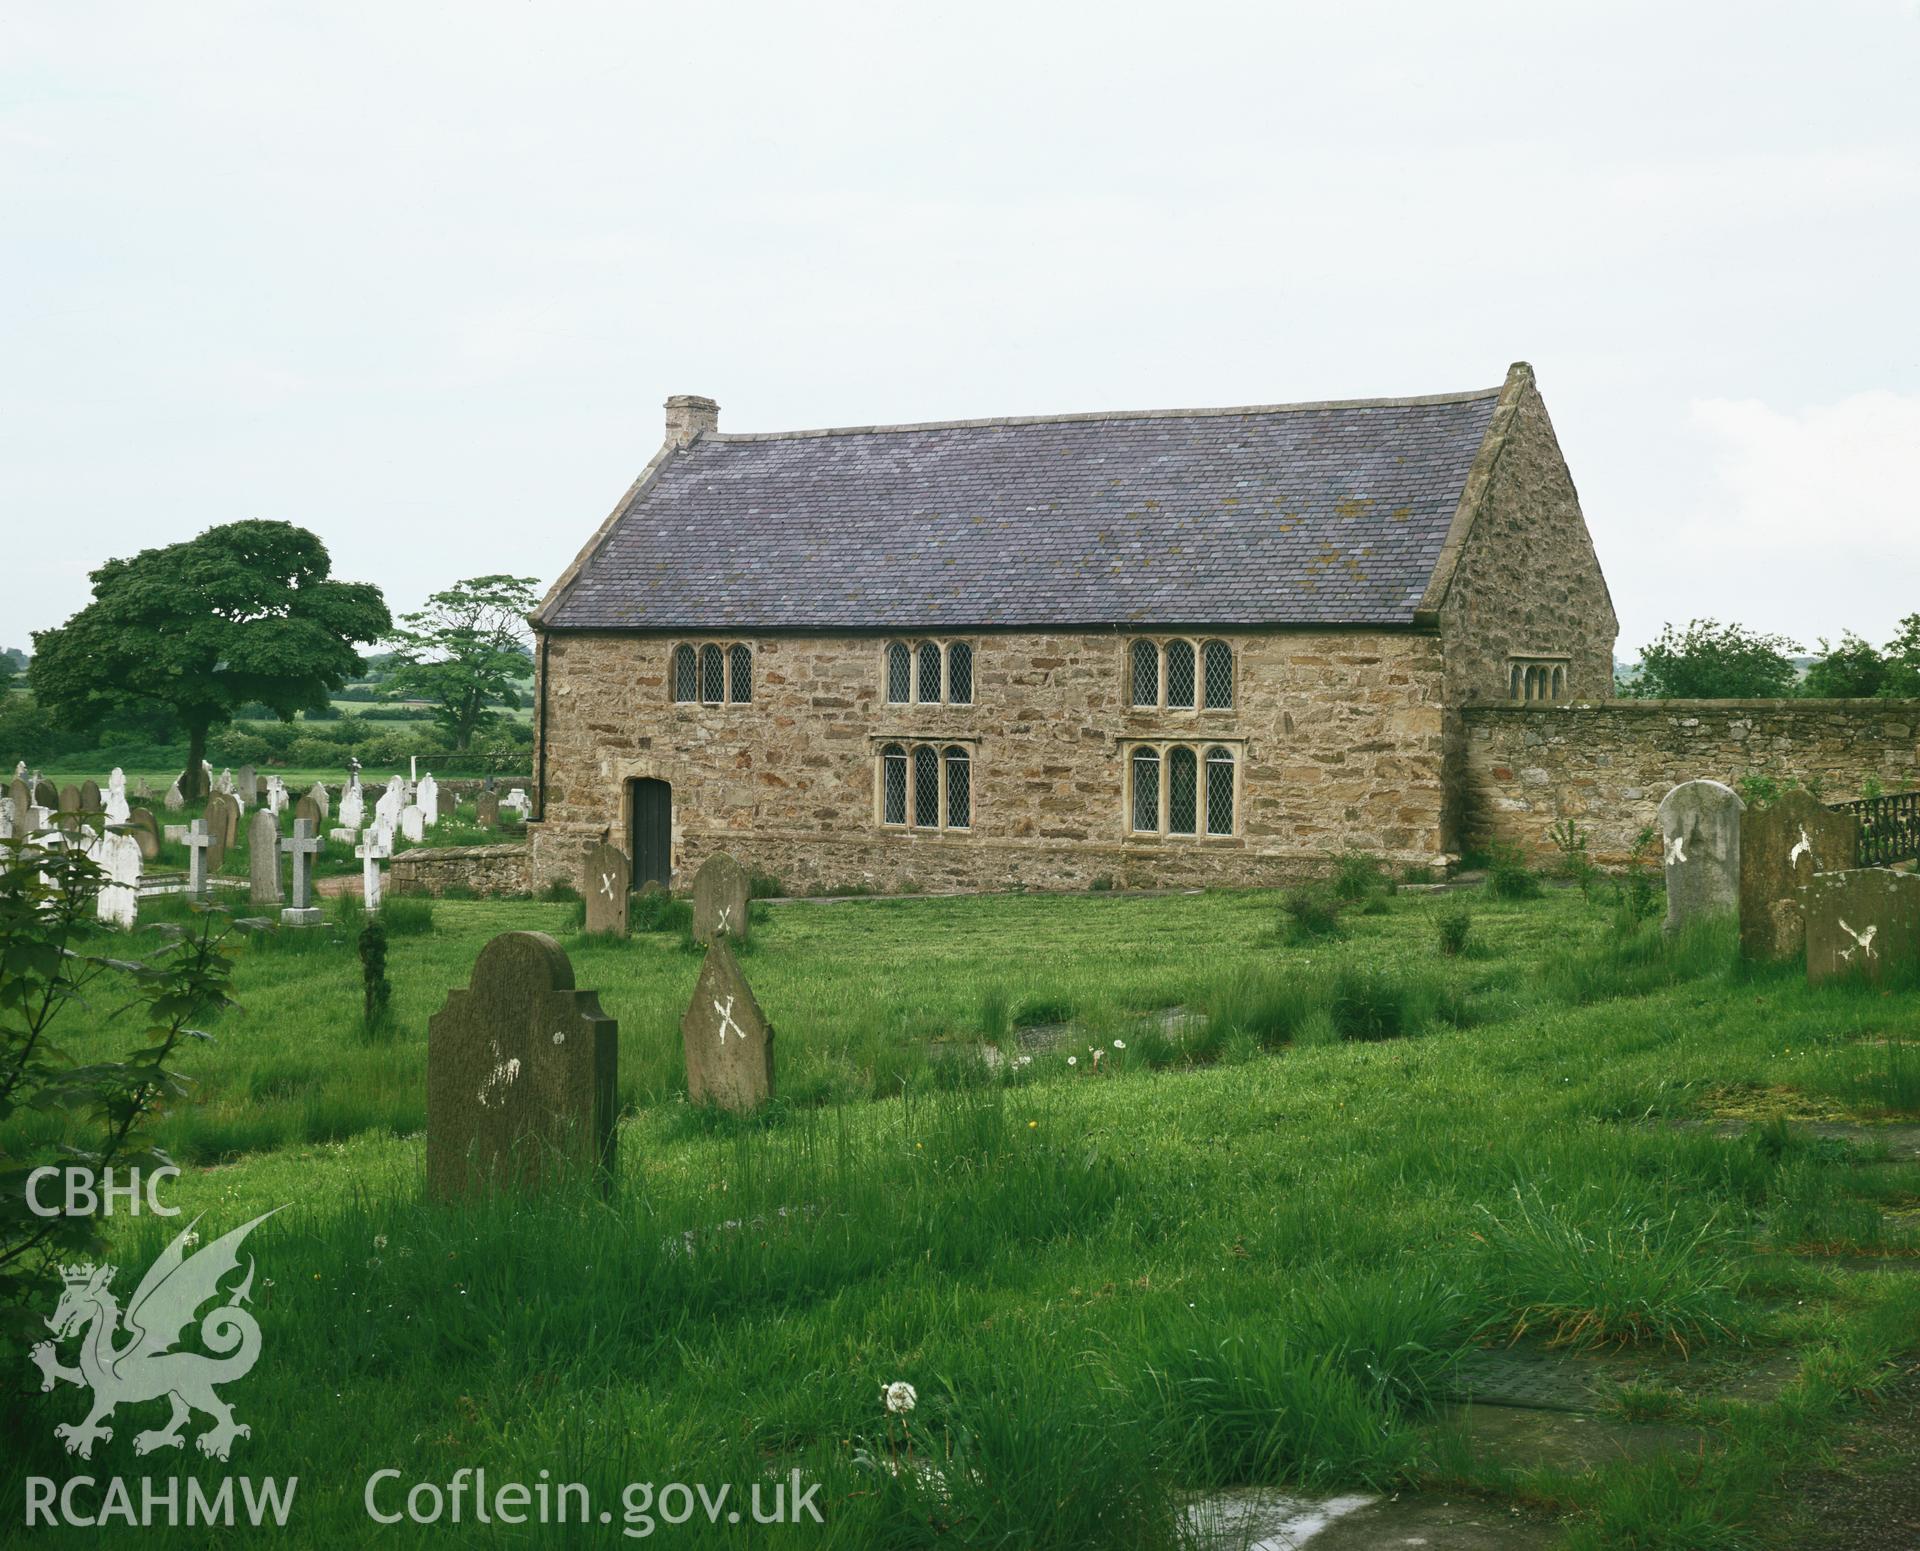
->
(383, 575, 539, 752)
(1881, 614, 1920, 699)
(29, 521, 389, 795)
(1624, 618, 1803, 699)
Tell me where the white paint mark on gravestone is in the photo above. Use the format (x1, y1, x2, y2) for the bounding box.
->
(1837, 920, 1877, 962)
(1789, 829, 1812, 867)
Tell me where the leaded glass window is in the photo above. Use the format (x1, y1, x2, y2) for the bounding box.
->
(1166, 640, 1195, 709)
(672, 645, 697, 703)
(728, 644, 752, 703)
(948, 642, 973, 704)
(1168, 745, 1197, 833)
(882, 744, 907, 824)
(1203, 640, 1233, 709)
(944, 746, 970, 829)
(1131, 640, 1159, 707)
(1206, 746, 1235, 835)
(887, 642, 911, 704)
(1131, 747, 1160, 832)
(917, 642, 942, 704)
(912, 744, 940, 827)
(700, 644, 724, 703)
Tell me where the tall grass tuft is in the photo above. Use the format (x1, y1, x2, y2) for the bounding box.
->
(1485, 842, 1543, 900)
(1435, 904, 1473, 957)
(1281, 885, 1345, 944)
(977, 984, 1012, 1042)
(1476, 1184, 1746, 1353)
(1207, 968, 1328, 1048)
(378, 895, 436, 936)
(1330, 849, 1389, 903)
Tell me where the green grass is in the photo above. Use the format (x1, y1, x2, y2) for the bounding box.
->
(6, 884, 1920, 1545)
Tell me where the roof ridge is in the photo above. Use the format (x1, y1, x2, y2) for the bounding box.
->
(704, 384, 1506, 444)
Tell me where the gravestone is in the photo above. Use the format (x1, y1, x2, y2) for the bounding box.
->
(184, 820, 213, 901)
(34, 779, 58, 810)
(202, 793, 239, 871)
(417, 773, 439, 825)
(1656, 780, 1744, 933)
(163, 778, 185, 812)
(584, 841, 631, 936)
(426, 931, 618, 1201)
(58, 785, 81, 824)
(264, 776, 287, 815)
(8, 779, 30, 838)
(294, 792, 322, 829)
(78, 778, 102, 818)
(237, 765, 258, 806)
(247, 808, 283, 905)
(376, 776, 406, 831)
(281, 818, 324, 926)
(691, 851, 751, 946)
(1738, 791, 1858, 961)
(680, 937, 773, 1112)
(357, 835, 388, 910)
(0, 794, 11, 840)
(307, 781, 330, 820)
(1806, 869, 1920, 987)
(103, 769, 129, 825)
(215, 767, 233, 796)
(400, 805, 425, 845)
(338, 784, 365, 830)
(94, 830, 142, 929)
(126, 806, 160, 862)
(475, 791, 500, 829)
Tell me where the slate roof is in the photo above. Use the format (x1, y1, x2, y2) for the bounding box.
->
(540, 386, 1504, 631)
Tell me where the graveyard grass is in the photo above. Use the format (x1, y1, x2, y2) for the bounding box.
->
(7, 883, 1920, 1547)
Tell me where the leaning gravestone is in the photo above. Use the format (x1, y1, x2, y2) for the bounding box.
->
(247, 808, 282, 905)
(691, 851, 750, 946)
(426, 931, 618, 1201)
(584, 841, 632, 936)
(34, 779, 58, 811)
(307, 781, 330, 820)
(163, 778, 185, 812)
(210, 790, 243, 846)
(125, 806, 160, 862)
(1738, 790, 1858, 962)
(681, 937, 773, 1111)
(474, 791, 500, 829)
(1805, 869, 1920, 987)
(1656, 780, 1745, 934)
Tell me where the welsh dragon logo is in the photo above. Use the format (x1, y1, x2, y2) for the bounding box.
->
(30, 1209, 281, 1462)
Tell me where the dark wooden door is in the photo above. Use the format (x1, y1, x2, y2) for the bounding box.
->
(630, 778, 672, 888)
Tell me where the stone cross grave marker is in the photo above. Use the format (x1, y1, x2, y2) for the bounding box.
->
(93, 829, 142, 929)
(184, 820, 213, 901)
(247, 808, 283, 906)
(426, 931, 618, 1200)
(584, 840, 631, 936)
(1738, 790, 1858, 962)
(126, 806, 160, 862)
(681, 937, 773, 1111)
(691, 851, 750, 946)
(281, 818, 324, 926)
(475, 791, 499, 829)
(1805, 869, 1920, 987)
(1656, 780, 1744, 934)
(357, 833, 388, 910)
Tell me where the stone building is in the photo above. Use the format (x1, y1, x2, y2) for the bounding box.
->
(527, 363, 1616, 894)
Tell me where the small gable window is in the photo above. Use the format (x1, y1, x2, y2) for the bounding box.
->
(1507, 656, 1569, 703)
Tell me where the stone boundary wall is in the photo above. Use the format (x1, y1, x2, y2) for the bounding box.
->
(1462, 700, 1920, 865)
(389, 843, 532, 897)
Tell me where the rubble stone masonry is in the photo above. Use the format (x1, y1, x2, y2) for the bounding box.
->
(1463, 700, 1920, 866)
(529, 628, 1450, 895)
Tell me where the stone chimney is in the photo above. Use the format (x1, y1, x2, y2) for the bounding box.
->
(664, 394, 719, 448)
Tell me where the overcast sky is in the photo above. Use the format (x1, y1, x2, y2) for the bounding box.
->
(4, 2, 1916, 660)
